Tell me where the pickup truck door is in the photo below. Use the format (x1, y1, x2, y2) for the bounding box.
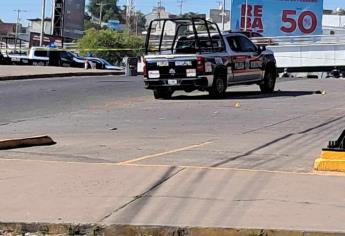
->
(226, 35, 263, 82)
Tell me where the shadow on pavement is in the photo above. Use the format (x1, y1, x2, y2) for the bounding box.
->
(171, 90, 316, 100)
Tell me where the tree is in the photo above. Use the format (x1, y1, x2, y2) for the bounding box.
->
(87, 0, 124, 23)
(77, 29, 145, 64)
(337, 8, 345, 15)
(84, 19, 100, 30)
(181, 12, 205, 19)
(84, 12, 99, 30)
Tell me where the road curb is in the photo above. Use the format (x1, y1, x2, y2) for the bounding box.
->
(0, 136, 56, 150)
(314, 150, 345, 172)
(0, 71, 125, 81)
(1, 223, 345, 236)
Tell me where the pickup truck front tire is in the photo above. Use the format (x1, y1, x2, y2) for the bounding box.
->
(260, 66, 276, 93)
(153, 88, 174, 99)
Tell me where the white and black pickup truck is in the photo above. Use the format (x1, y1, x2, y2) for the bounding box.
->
(143, 18, 277, 99)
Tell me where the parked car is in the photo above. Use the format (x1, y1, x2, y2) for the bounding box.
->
(1, 47, 49, 65)
(85, 57, 125, 70)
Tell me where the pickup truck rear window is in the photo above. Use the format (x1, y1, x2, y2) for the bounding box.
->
(175, 36, 224, 54)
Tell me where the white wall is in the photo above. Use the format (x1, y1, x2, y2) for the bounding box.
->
(30, 20, 52, 35)
(323, 15, 345, 28)
(268, 44, 345, 68)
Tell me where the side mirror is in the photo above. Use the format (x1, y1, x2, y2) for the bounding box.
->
(258, 45, 266, 54)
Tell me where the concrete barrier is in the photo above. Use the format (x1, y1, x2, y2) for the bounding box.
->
(314, 130, 345, 172)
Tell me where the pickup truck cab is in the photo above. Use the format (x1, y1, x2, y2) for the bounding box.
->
(144, 18, 277, 99)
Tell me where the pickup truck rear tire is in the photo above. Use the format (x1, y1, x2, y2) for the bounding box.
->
(153, 88, 174, 99)
(209, 75, 227, 98)
(260, 67, 276, 93)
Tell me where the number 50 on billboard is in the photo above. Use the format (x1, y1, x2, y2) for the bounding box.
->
(231, 0, 324, 36)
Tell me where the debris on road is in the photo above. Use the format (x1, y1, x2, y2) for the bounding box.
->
(0, 136, 56, 150)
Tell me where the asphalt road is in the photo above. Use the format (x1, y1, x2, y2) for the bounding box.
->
(1, 75, 344, 172)
(1, 75, 345, 232)
(0, 75, 148, 125)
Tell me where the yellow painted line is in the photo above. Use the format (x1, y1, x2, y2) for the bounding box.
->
(117, 141, 214, 165)
(81, 48, 144, 51)
(1, 157, 345, 177)
(121, 163, 345, 177)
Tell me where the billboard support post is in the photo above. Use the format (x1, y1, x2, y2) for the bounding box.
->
(244, 0, 248, 31)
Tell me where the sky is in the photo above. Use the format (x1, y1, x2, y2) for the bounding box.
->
(0, 0, 344, 25)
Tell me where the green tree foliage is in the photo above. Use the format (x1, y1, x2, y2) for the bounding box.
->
(337, 9, 345, 15)
(84, 20, 99, 30)
(87, 0, 124, 23)
(77, 29, 145, 64)
(197, 24, 216, 32)
(181, 12, 205, 19)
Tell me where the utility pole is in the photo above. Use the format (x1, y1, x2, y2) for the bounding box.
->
(135, 10, 138, 35)
(126, 0, 134, 30)
(97, 2, 110, 28)
(157, 0, 162, 19)
(177, 0, 184, 16)
(221, 0, 225, 31)
(13, 9, 26, 52)
(40, 0, 46, 46)
(157, 0, 162, 28)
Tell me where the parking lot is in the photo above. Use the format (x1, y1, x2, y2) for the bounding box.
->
(1, 75, 345, 233)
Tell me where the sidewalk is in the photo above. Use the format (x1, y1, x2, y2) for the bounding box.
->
(0, 65, 124, 81)
(1, 158, 345, 236)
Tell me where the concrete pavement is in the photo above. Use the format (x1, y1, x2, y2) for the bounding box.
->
(1, 76, 345, 235)
(2, 158, 345, 234)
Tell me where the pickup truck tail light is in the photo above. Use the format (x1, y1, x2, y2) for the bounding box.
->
(143, 60, 147, 77)
(196, 56, 205, 74)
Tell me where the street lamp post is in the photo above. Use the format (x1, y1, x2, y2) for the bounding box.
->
(40, 0, 46, 46)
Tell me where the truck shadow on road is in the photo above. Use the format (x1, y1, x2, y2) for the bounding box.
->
(171, 90, 317, 100)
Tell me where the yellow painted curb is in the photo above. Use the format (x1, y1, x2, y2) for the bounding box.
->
(320, 150, 345, 160)
(314, 151, 345, 172)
